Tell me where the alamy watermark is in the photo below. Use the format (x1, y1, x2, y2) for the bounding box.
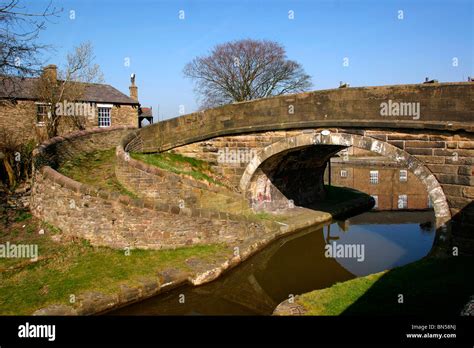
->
(42, 100, 96, 119)
(324, 241, 365, 262)
(217, 148, 257, 164)
(380, 100, 420, 120)
(0, 242, 38, 261)
(18, 322, 55, 341)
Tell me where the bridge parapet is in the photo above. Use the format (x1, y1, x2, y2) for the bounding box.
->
(136, 82, 474, 153)
(122, 82, 474, 254)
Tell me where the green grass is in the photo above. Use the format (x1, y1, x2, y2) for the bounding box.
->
(297, 256, 474, 316)
(58, 149, 138, 198)
(253, 212, 274, 221)
(0, 209, 231, 315)
(14, 210, 32, 222)
(131, 152, 224, 186)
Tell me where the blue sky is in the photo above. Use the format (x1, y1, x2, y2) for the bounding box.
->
(30, 0, 473, 120)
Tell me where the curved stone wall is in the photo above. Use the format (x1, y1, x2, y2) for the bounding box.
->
(133, 83, 474, 153)
(115, 132, 242, 209)
(31, 127, 267, 249)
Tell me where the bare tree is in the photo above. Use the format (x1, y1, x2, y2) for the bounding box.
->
(35, 41, 104, 138)
(184, 39, 312, 109)
(0, 0, 60, 80)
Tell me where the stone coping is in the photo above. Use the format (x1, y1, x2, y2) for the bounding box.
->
(132, 82, 474, 155)
(37, 165, 247, 222)
(32, 127, 251, 224)
(33, 126, 135, 158)
(116, 136, 242, 198)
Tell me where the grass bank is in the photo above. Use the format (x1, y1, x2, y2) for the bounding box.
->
(58, 148, 137, 198)
(0, 208, 231, 315)
(131, 151, 224, 186)
(296, 256, 474, 316)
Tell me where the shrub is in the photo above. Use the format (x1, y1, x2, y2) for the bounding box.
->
(0, 127, 35, 189)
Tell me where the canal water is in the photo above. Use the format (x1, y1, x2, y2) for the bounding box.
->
(110, 209, 436, 316)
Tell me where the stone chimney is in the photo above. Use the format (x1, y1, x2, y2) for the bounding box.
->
(42, 64, 57, 83)
(129, 73, 138, 101)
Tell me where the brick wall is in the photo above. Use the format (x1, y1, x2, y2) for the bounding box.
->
(109, 104, 138, 128)
(361, 130, 474, 217)
(329, 162, 429, 210)
(172, 131, 304, 187)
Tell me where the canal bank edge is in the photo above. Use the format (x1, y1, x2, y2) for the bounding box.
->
(32, 193, 374, 316)
(272, 260, 474, 316)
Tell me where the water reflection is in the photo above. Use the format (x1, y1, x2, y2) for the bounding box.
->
(327, 158, 431, 210)
(110, 211, 435, 316)
(328, 211, 435, 276)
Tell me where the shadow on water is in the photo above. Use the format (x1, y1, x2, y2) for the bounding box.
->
(109, 210, 436, 316)
(339, 202, 474, 316)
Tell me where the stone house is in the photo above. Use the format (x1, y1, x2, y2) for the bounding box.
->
(0, 65, 147, 142)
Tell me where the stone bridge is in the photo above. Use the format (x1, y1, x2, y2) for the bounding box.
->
(125, 82, 474, 252)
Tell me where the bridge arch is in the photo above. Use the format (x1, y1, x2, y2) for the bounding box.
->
(239, 130, 451, 228)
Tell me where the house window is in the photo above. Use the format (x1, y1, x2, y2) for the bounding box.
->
(369, 170, 379, 184)
(36, 103, 50, 125)
(98, 106, 111, 127)
(398, 194, 408, 209)
(399, 170, 408, 182)
(371, 195, 378, 209)
(340, 169, 348, 178)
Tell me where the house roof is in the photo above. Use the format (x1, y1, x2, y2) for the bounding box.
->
(0, 76, 139, 105)
(139, 107, 153, 117)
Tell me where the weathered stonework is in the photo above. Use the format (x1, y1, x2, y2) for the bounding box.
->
(115, 139, 241, 210)
(149, 126, 473, 252)
(31, 127, 267, 250)
(135, 82, 473, 154)
(124, 83, 473, 253)
(0, 99, 138, 143)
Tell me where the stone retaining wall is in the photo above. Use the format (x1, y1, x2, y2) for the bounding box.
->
(115, 132, 242, 209)
(31, 127, 267, 249)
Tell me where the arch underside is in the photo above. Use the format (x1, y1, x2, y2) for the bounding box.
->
(239, 131, 451, 228)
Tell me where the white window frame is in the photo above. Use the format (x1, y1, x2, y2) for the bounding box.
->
(371, 195, 378, 209)
(369, 170, 379, 184)
(340, 169, 348, 178)
(398, 194, 408, 209)
(399, 169, 408, 182)
(35, 102, 50, 126)
(97, 104, 112, 127)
